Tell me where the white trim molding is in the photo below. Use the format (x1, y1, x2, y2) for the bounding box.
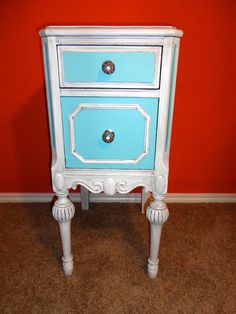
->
(39, 26, 183, 38)
(0, 193, 235, 203)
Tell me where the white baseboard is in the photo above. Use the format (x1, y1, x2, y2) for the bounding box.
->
(0, 193, 235, 203)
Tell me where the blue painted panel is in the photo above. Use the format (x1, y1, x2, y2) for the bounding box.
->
(61, 97, 159, 169)
(43, 43, 55, 149)
(63, 51, 155, 84)
(74, 108, 145, 159)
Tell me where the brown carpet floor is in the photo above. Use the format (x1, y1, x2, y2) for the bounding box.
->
(0, 202, 235, 313)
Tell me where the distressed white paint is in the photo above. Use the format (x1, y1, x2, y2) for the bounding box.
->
(39, 26, 183, 37)
(52, 195, 75, 276)
(60, 88, 160, 98)
(40, 26, 183, 278)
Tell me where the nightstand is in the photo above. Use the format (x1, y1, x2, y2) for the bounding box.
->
(40, 26, 183, 279)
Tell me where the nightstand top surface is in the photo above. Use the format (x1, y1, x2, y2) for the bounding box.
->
(39, 26, 183, 38)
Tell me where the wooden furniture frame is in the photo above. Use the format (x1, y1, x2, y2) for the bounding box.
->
(40, 26, 183, 279)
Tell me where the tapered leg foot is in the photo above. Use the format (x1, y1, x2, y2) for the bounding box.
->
(52, 194, 75, 276)
(146, 195, 169, 279)
(147, 257, 159, 279)
(62, 255, 73, 276)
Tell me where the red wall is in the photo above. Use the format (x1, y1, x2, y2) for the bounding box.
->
(1, 0, 236, 193)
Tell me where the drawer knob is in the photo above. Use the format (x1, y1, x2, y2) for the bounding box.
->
(102, 60, 115, 75)
(102, 129, 115, 143)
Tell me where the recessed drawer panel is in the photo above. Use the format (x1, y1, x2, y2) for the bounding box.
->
(58, 46, 162, 89)
(61, 96, 159, 169)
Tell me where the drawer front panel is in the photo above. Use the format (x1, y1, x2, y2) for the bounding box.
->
(58, 46, 162, 89)
(61, 96, 158, 169)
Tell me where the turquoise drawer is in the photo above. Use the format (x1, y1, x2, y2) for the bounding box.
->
(58, 46, 162, 89)
(61, 96, 159, 169)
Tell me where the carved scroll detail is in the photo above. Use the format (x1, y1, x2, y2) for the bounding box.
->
(77, 181, 104, 194)
(116, 181, 149, 194)
(72, 178, 151, 195)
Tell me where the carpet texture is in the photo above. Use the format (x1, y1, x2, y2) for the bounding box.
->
(0, 202, 235, 313)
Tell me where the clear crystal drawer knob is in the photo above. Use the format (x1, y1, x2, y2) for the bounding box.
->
(102, 60, 115, 75)
(102, 129, 115, 143)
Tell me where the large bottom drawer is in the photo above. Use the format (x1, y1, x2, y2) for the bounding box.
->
(61, 96, 158, 169)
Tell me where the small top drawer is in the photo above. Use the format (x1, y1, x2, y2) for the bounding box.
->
(57, 46, 162, 89)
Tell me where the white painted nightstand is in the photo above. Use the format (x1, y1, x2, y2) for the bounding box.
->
(40, 26, 183, 279)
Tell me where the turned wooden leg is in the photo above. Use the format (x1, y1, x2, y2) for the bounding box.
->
(80, 185, 89, 210)
(52, 194, 75, 276)
(146, 195, 169, 279)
